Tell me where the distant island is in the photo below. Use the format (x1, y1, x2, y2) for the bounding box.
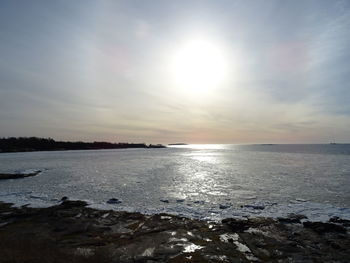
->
(0, 137, 166, 153)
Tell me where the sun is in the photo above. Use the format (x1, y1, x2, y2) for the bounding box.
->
(170, 39, 228, 93)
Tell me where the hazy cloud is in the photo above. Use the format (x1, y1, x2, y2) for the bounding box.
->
(0, 0, 349, 143)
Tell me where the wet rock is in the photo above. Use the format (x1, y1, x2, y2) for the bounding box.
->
(101, 213, 109, 219)
(303, 221, 347, 234)
(64, 222, 90, 234)
(219, 204, 231, 209)
(75, 247, 95, 257)
(222, 218, 250, 232)
(0, 170, 41, 180)
(60, 200, 88, 208)
(242, 204, 265, 210)
(61, 196, 69, 201)
(0, 222, 9, 228)
(160, 199, 169, 203)
(296, 198, 307, 202)
(278, 214, 307, 224)
(56, 210, 81, 218)
(329, 216, 350, 227)
(107, 198, 122, 204)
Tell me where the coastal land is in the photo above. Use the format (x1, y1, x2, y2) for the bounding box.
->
(0, 137, 165, 153)
(0, 199, 349, 262)
(0, 170, 41, 180)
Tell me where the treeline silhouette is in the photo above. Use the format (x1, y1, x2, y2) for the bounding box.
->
(0, 137, 164, 153)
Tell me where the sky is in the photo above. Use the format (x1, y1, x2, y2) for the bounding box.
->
(1, 0, 350, 144)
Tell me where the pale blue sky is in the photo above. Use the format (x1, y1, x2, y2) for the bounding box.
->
(1, 0, 350, 143)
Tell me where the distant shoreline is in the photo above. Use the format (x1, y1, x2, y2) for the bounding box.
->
(0, 137, 166, 153)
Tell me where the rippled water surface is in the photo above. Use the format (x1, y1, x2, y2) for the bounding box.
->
(1, 144, 350, 220)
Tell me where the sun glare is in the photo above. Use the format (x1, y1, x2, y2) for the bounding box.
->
(170, 39, 228, 94)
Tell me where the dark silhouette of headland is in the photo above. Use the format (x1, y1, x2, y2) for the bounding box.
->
(0, 137, 165, 153)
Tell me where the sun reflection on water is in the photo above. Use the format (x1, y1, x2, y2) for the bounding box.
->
(168, 148, 230, 201)
(169, 144, 229, 150)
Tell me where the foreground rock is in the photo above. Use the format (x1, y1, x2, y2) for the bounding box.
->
(0, 170, 41, 180)
(0, 201, 349, 263)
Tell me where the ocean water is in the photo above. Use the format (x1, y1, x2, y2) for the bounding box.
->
(0, 144, 349, 221)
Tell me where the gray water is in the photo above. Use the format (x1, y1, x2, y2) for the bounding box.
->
(0, 144, 349, 221)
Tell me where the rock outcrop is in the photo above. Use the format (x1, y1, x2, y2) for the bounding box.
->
(0, 201, 349, 262)
(0, 170, 41, 180)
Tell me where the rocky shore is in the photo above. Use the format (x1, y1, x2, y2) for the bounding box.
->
(0, 200, 349, 263)
(0, 170, 41, 180)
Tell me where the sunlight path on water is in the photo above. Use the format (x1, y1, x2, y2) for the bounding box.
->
(0, 144, 349, 221)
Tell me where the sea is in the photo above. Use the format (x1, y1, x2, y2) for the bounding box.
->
(0, 144, 349, 221)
